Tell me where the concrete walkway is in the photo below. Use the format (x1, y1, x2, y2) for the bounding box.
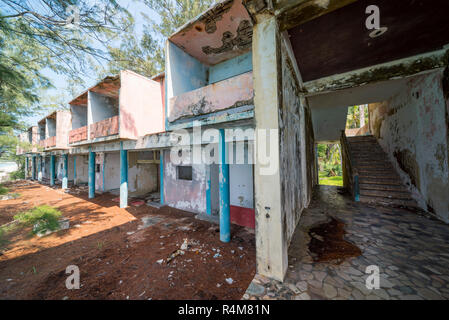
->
(244, 186, 449, 300)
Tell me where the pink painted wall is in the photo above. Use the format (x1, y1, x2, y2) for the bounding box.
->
(168, 71, 253, 122)
(56, 110, 71, 149)
(119, 70, 164, 140)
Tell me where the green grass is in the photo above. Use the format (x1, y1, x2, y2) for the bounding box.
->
(14, 205, 62, 235)
(319, 173, 343, 187)
(0, 185, 9, 195)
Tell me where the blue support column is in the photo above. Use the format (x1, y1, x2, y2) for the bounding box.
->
(73, 155, 77, 185)
(88, 147, 96, 199)
(206, 165, 212, 216)
(62, 154, 68, 190)
(218, 128, 230, 243)
(120, 142, 128, 208)
(25, 157, 29, 179)
(50, 154, 55, 186)
(38, 156, 42, 182)
(32, 156, 36, 180)
(159, 150, 164, 205)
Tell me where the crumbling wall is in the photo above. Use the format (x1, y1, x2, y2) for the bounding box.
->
(104, 152, 120, 192)
(74, 155, 89, 184)
(56, 156, 64, 182)
(369, 70, 449, 222)
(128, 152, 159, 196)
(42, 157, 48, 180)
(278, 36, 312, 244)
(95, 153, 104, 192)
(163, 149, 207, 214)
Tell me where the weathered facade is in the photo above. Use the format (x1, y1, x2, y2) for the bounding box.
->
(18, 0, 449, 285)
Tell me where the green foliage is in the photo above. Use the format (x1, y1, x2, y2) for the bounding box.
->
(9, 168, 25, 181)
(0, 184, 8, 195)
(14, 205, 62, 235)
(318, 143, 343, 185)
(0, 227, 8, 249)
(346, 105, 369, 129)
(319, 173, 343, 187)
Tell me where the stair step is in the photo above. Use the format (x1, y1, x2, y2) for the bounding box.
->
(359, 177, 403, 185)
(348, 135, 376, 141)
(358, 167, 395, 172)
(358, 172, 400, 179)
(359, 195, 418, 208)
(356, 164, 393, 169)
(359, 183, 407, 192)
(360, 189, 413, 199)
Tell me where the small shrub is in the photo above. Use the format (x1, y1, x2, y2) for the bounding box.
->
(14, 205, 62, 235)
(0, 185, 8, 195)
(0, 228, 7, 248)
(9, 169, 25, 181)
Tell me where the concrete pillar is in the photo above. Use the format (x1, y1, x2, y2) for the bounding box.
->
(38, 155, 42, 182)
(120, 142, 128, 208)
(62, 154, 68, 190)
(219, 128, 230, 243)
(73, 155, 77, 185)
(159, 150, 164, 204)
(50, 154, 55, 186)
(88, 148, 95, 199)
(253, 16, 287, 281)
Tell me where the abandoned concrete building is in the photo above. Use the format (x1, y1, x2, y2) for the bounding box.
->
(18, 0, 449, 284)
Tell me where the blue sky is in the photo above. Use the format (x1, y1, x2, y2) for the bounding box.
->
(23, 0, 161, 127)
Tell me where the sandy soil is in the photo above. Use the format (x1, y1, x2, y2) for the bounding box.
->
(0, 181, 256, 300)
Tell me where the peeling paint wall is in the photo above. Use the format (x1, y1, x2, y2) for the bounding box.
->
(168, 72, 254, 122)
(279, 33, 312, 245)
(369, 70, 449, 222)
(128, 152, 159, 196)
(162, 149, 207, 214)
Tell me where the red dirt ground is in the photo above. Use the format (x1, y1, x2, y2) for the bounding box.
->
(0, 181, 256, 300)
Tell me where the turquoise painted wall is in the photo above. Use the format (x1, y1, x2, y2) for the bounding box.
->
(208, 52, 253, 85)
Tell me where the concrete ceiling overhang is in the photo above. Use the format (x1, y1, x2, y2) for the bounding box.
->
(169, 0, 253, 66)
(69, 75, 120, 106)
(69, 92, 88, 106)
(38, 111, 57, 125)
(308, 74, 414, 142)
(288, 0, 449, 82)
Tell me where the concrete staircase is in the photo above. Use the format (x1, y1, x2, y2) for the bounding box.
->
(347, 135, 418, 208)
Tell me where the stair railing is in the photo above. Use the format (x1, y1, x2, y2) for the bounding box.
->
(340, 130, 360, 202)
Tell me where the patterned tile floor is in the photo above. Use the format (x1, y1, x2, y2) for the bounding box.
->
(243, 186, 449, 300)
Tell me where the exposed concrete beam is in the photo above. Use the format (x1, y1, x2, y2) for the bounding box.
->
(304, 49, 449, 96)
(244, 0, 358, 31)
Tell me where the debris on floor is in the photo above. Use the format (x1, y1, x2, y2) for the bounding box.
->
(0, 181, 256, 300)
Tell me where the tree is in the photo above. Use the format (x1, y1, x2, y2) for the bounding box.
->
(101, 0, 216, 77)
(0, 0, 131, 133)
